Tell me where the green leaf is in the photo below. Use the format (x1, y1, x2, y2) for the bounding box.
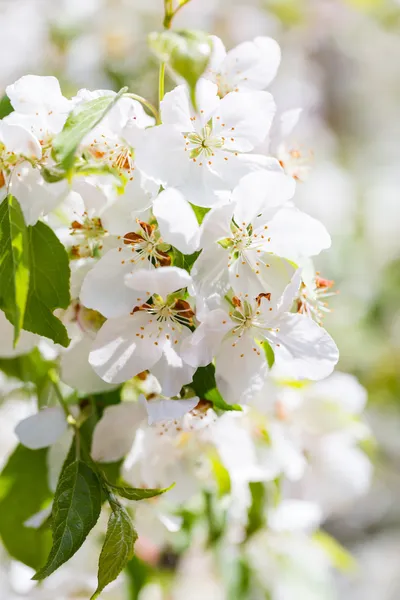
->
(126, 556, 150, 600)
(24, 220, 71, 347)
(107, 480, 174, 501)
(0, 197, 71, 347)
(53, 87, 128, 171)
(91, 504, 137, 599)
(262, 340, 275, 369)
(246, 482, 266, 538)
(40, 165, 68, 183)
(0, 195, 30, 344)
(172, 248, 200, 273)
(190, 203, 210, 225)
(0, 94, 13, 118)
(313, 530, 357, 573)
(148, 30, 212, 109)
(34, 460, 102, 580)
(0, 445, 52, 569)
(191, 365, 242, 412)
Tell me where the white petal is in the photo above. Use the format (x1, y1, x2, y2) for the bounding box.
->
(60, 336, 118, 394)
(270, 313, 339, 381)
(176, 158, 228, 208)
(153, 189, 200, 254)
(89, 312, 166, 384)
(80, 247, 151, 318)
(91, 401, 146, 462)
(266, 206, 331, 261)
(216, 333, 268, 404)
(191, 245, 230, 308)
(207, 36, 227, 73)
(229, 252, 296, 303)
(151, 335, 196, 397)
(223, 37, 281, 91)
(181, 308, 231, 368)
(308, 372, 367, 415)
(0, 121, 41, 159)
(198, 201, 234, 248)
(125, 266, 192, 298)
(141, 394, 199, 425)
(135, 124, 189, 187)
(212, 91, 276, 151)
(47, 428, 74, 493)
(6, 75, 71, 113)
(161, 80, 219, 130)
(268, 500, 322, 533)
(232, 166, 295, 225)
(101, 177, 153, 236)
(9, 161, 67, 225)
(15, 407, 67, 449)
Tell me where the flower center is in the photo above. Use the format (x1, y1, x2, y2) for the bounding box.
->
(118, 221, 171, 267)
(185, 125, 224, 159)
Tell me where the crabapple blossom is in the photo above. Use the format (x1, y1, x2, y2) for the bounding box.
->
(182, 271, 338, 404)
(89, 266, 197, 392)
(0, 15, 373, 600)
(206, 35, 281, 95)
(132, 79, 276, 206)
(191, 167, 330, 305)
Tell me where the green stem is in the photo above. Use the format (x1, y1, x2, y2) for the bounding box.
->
(124, 92, 160, 124)
(163, 0, 191, 28)
(159, 62, 166, 106)
(49, 369, 74, 422)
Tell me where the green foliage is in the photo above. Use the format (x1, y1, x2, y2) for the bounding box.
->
(313, 530, 357, 573)
(0, 94, 13, 118)
(34, 460, 102, 580)
(190, 203, 210, 224)
(148, 30, 212, 109)
(0, 195, 30, 344)
(0, 196, 71, 346)
(246, 482, 266, 538)
(0, 445, 52, 569)
(263, 340, 275, 369)
(24, 220, 71, 346)
(126, 556, 150, 600)
(172, 248, 200, 272)
(91, 503, 137, 599)
(53, 87, 128, 171)
(191, 364, 242, 412)
(107, 480, 174, 501)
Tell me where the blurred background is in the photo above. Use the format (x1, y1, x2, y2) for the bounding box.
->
(1, 0, 400, 598)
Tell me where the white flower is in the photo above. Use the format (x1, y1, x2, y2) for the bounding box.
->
(192, 168, 330, 301)
(5, 75, 72, 139)
(192, 167, 329, 305)
(89, 266, 197, 392)
(91, 395, 203, 462)
(131, 79, 276, 207)
(75, 89, 154, 180)
(206, 35, 281, 96)
(80, 217, 169, 319)
(182, 272, 338, 403)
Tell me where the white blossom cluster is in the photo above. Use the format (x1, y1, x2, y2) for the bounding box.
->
(0, 33, 372, 600)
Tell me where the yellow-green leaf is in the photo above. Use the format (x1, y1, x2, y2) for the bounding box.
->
(91, 504, 137, 599)
(34, 460, 102, 580)
(0, 195, 30, 345)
